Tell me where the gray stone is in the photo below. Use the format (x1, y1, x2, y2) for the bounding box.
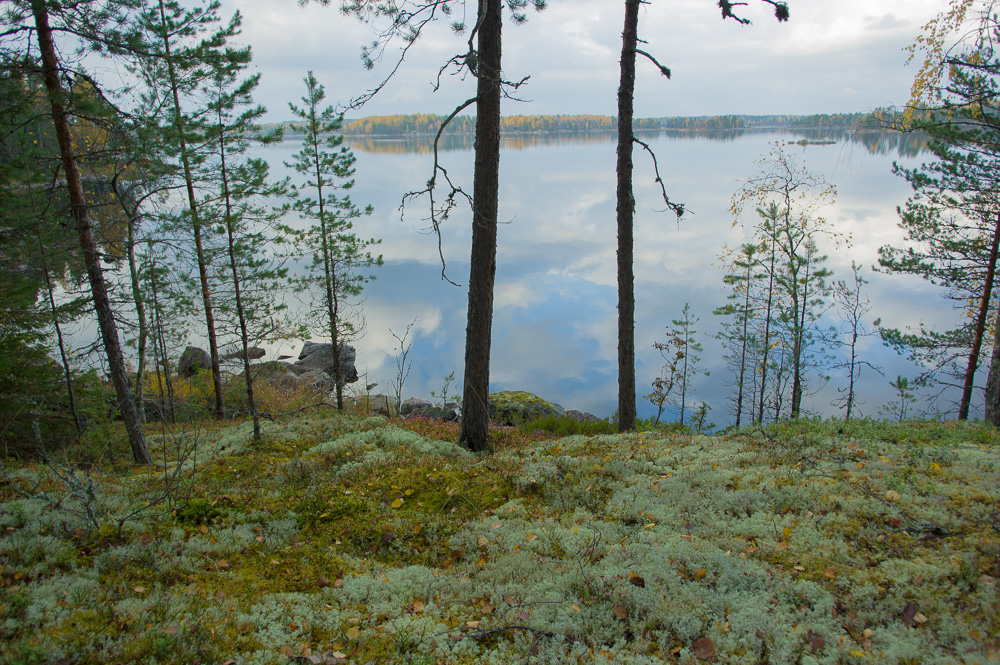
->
(222, 346, 266, 361)
(488, 391, 566, 426)
(566, 409, 600, 423)
(401, 397, 459, 421)
(252, 361, 307, 388)
(367, 394, 397, 416)
(178, 346, 211, 378)
(400, 397, 433, 415)
(292, 342, 358, 385)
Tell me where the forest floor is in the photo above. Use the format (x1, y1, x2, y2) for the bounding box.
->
(1, 413, 998, 664)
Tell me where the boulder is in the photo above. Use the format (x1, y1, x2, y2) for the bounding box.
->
(178, 346, 211, 378)
(367, 394, 397, 416)
(401, 397, 460, 421)
(488, 391, 566, 426)
(566, 409, 600, 423)
(290, 342, 358, 387)
(222, 346, 266, 361)
(252, 361, 307, 389)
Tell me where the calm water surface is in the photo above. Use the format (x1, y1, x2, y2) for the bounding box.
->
(262, 130, 963, 423)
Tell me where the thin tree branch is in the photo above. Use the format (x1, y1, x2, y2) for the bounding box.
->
(633, 136, 685, 219)
(635, 48, 670, 78)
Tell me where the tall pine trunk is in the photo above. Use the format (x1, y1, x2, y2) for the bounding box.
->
(959, 214, 1000, 419)
(459, 0, 502, 452)
(616, 0, 640, 432)
(218, 123, 262, 440)
(31, 0, 150, 464)
(156, 0, 225, 417)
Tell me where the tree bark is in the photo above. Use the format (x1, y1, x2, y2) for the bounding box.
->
(31, 0, 151, 464)
(961, 213, 1000, 420)
(616, 0, 640, 433)
(459, 0, 502, 453)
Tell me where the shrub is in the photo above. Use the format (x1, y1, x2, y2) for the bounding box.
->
(517, 415, 615, 438)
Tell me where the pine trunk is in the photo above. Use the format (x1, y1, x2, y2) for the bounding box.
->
(31, 0, 151, 464)
(616, 0, 640, 432)
(959, 214, 1000, 419)
(157, 0, 225, 417)
(459, 0, 502, 452)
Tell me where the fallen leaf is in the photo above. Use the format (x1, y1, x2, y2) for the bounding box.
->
(913, 612, 929, 625)
(330, 652, 347, 659)
(612, 604, 628, 621)
(824, 568, 837, 579)
(133, 586, 147, 594)
(628, 572, 646, 587)
(902, 601, 919, 627)
(807, 629, 824, 651)
(693, 636, 715, 660)
(517, 611, 531, 622)
(783, 527, 792, 540)
(525, 532, 537, 543)
(491, 520, 503, 529)
(198, 524, 209, 534)
(413, 600, 425, 612)
(477, 536, 489, 547)
(480, 601, 494, 614)
(885, 490, 902, 502)
(334, 578, 343, 588)
(217, 559, 232, 570)
(466, 621, 480, 628)
(571, 604, 581, 612)
(694, 568, 708, 580)
(390, 498, 403, 509)
(345, 626, 360, 640)
(316, 575, 331, 588)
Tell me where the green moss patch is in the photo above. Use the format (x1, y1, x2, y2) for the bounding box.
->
(1, 416, 997, 664)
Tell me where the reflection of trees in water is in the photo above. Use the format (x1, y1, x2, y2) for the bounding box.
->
(344, 128, 930, 157)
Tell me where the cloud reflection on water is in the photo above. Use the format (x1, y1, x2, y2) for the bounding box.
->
(262, 129, 969, 423)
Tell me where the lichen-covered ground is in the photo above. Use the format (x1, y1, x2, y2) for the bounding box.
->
(1, 414, 998, 664)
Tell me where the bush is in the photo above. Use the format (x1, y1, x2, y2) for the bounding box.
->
(517, 415, 615, 437)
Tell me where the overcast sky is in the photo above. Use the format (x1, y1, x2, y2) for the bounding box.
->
(221, 0, 949, 122)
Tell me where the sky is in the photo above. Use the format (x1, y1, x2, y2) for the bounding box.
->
(221, 0, 951, 121)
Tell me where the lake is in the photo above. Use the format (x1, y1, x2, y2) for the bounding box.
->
(260, 128, 969, 424)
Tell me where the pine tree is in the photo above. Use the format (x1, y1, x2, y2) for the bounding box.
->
(286, 72, 381, 410)
(201, 46, 296, 439)
(882, 9, 1000, 421)
(139, 0, 245, 418)
(20, 0, 151, 463)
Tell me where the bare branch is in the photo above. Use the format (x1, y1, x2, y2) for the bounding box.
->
(635, 48, 670, 78)
(632, 137, 685, 220)
(400, 96, 478, 286)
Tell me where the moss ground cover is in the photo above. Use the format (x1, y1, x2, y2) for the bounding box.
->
(1, 414, 997, 664)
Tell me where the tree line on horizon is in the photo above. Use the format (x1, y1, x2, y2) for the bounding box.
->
(262, 111, 871, 136)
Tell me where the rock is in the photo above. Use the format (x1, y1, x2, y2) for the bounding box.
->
(400, 397, 433, 415)
(290, 342, 358, 387)
(488, 391, 566, 426)
(252, 361, 307, 388)
(566, 409, 600, 422)
(222, 346, 266, 361)
(401, 397, 459, 421)
(178, 346, 211, 378)
(367, 394, 397, 416)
